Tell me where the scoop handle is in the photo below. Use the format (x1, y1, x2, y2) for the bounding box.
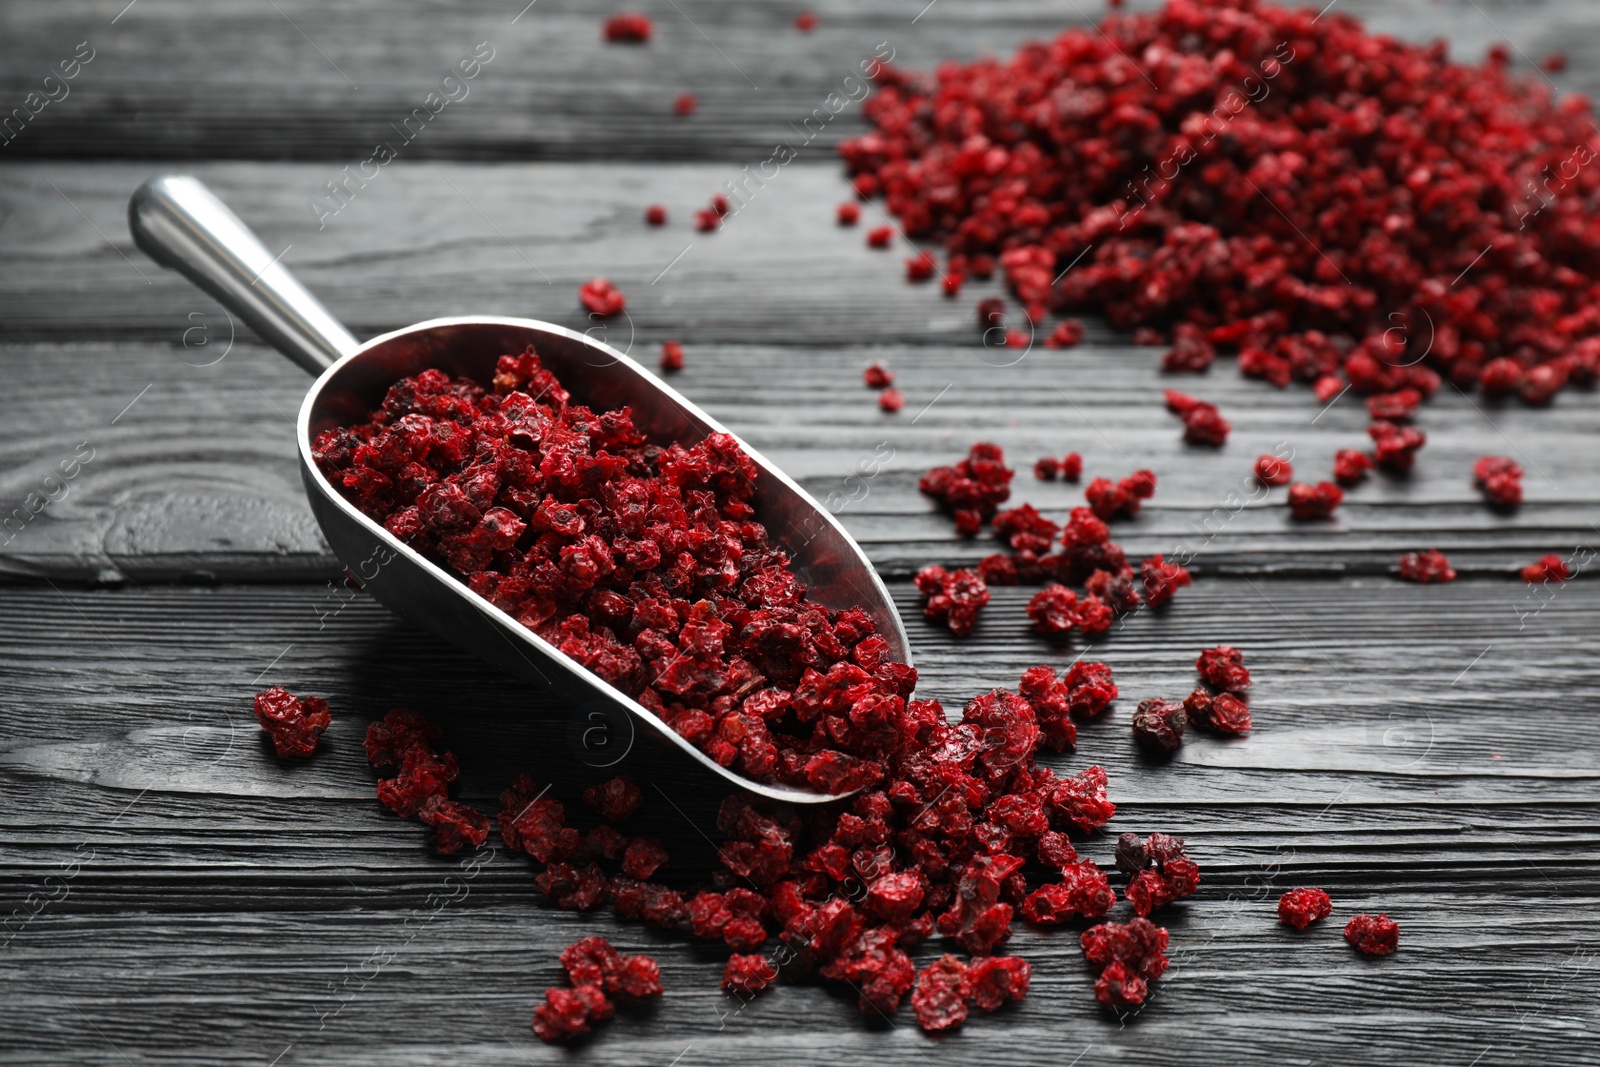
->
(129, 175, 360, 375)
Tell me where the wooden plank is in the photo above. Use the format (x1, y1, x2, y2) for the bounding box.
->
(2, 330, 1595, 581)
(0, 581, 1596, 1064)
(0, 0, 1591, 161)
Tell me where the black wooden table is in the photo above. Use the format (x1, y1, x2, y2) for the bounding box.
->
(2, 2, 1598, 1064)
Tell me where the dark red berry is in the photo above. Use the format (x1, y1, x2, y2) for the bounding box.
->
(578, 277, 626, 318)
(1278, 887, 1333, 929)
(1132, 699, 1185, 753)
(1521, 554, 1571, 583)
(1196, 645, 1251, 693)
(863, 362, 894, 389)
(1255, 454, 1292, 487)
(1288, 481, 1343, 520)
(866, 226, 893, 248)
(251, 686, 331, 758)
(1397, 549, 1457, 583)
(602, 13, 652, 42)
(659, 341, 684, 372)
(878, 387, 905, 413)
(673, 92, 696, 116)
(644, 204, 667, 226)
(837, 202, 860, 226)
(1344, 912, 1400, 956)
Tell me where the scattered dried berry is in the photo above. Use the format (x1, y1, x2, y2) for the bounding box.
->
(1033, 456, 1060, 481)
(418, 796, 490, 854)
(866, 226, 893, 249)
(1132, 699, 1185, 753)
(536, 937, 661, 1043)
(967, 956, 1030, 1013)
(1059, 453, 1083, 482)
(1368, 421, 1426, 473)
(919, 443, 1014, 528)
(694, 208, 720, 231)
(879, 387, 906, 413)
(1287, 481, 1343, 520)
(723, 953, 777, 994)
(1165, 394, 1229, 447)
(578, 277, 626, 318)
(673, 92, 696, 116)
(602, 13, 652, 42)
(915, 565, 989, 636)
(911, 955, 971, 1032)
(1521, 554, 1572, 584)
(1139, 554, 1191, 608)
(644, 204, 667, 226)
(1333, 449, 1374, 487)
(1081, 917, 1169, 1009)
(251, 686, 331, 758)
(1254, 454, 1292, 487)
(1196, 646, 1250, 693)
(863, 362, 894, 389)
(976, 297, 1005, 329)
(1278, 887, 1332, 930)
(1344, 913, 1400, 956)
(1026, 583, 1078, 634)
(1045, 319, 1085, 348)
(1473, 455, 1523, 511)
(1398, 549, 1457, 584)
(659, 341, 684, 372)
(906, 251, 937, 282)
(794, 11, 817, 31)
(837, 202, 861, 226)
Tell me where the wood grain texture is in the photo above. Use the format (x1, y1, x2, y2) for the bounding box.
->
(0, 0, 1594, 161)
(1, 582, 1597, 1066)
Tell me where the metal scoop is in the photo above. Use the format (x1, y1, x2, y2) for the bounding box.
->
(128, 175, 909, 804)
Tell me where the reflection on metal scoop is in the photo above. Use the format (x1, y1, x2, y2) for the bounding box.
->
(128, 175, 910, 804)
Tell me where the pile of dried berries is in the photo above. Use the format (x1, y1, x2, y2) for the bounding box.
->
(250, 687, 331, 757)
(1397, 549, 1457, 584)
(1081, 917, 1169, 1009)
(534, 936, 663, 1043)
(840, 0, 1600, 421)
(364, 708, 489, 854)
(1163, 391, 1229, 447)
(1115, 833, 1200, 917)
(314, 348, 922, 794)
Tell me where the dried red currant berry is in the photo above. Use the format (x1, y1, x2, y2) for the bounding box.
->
(1473, 455, 1523, 510)
(710, 194, 731, 218)
(418, 796, 489, 854)
(837, 202, 860, 226)
(659, 340, 684, 372)
(1162, 323, 1215, 373)
(723, 953, 778, 994)
(905, 252, 937, 282)
(1063, 660, 1117, 718)
(1521, 554, 1572, 583)
(578, 277, 626, 318)
(1254, 454, 1292, 487)
(794, 10, 817, 30)
(1093, 959, 1147, 1010)
(1313, 375, 1345, 404)
(1344, 912, 1400, 956)
(1021, 859, 1114, 922)
(1333, 448, 1374, 487)
(1397, 549, 1457, 583)
(1059, 453, 1083, 482)
(879, 388, 906, 413)
(1076, 594, 1114, 636)
(919, 443, 1014, 524)
(1207, 693, 1251, 735)
(1081, 917, 1168, 1008)
(621, 836, 669, 879)
(533, 985, 607, 1043)
(1180, 402, 1230, 447)
(863, 362, 894, 389)
(1025, 583, 1078, 634)
(1181, 686, 1213, 729)
(694, 208, 720, 231)
(1278, 887, 1333, 930)
(602, 13, 652, 42)
(1034, 456, 1060, 481)
(644, 204, 667, 226)
(376, 746, 458, 818)
(942, 272, 964, 297)
(1287, 480, 1343, 520)
(582, 776, 642, 821)
(1045, 319, 1085, 348)
(1544, 51, 1568, 71)
(1084, 477, 1131, 521)
(1140, 554, 1191, 608)
(866, 226, 893, 248)
(1196, 645, 1250, 693)
(673, 92, 696, 116)
(972, 300, 1005, 333)
(1368, 421, 1426, 472)
(911, 955, 971, 1032)
(967, 956, 1030, 1013)
(1366, 388, 1421, 421)
(251, 686, 331, 758)
(1132, 699, 1185, 753)
(1046, 764, 1115, 833)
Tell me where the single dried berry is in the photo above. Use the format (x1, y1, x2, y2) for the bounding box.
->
(1368, 421, 1426, 472)
(911, 955, 971, 1033)
(659, 341, 684, 372)
(1196, 646, 1250, 693)
(1045, 319, 1084, 348)
(879, 387, 906, 413)
(723, 953, 778, 994)
(906, 252, 937, 282)
(602, 12, 652, 42)
(1132, 698, 1185, 753)
(532, 984, 610, 1043)
(1473, 455, 1524, 511)
(578, 277, 626, 318)
(644, 204, 667, 226)
(863, 362, 894, 389)
(1140, 554, 1191, 608)
(1254, 454, 1292, 487)
(976, 297, 1005, 329)
(418, 796, 489, 854)
(1033, 456, 1060, 481)
(967, 956, 1030, 1013)
(1344, 912, 1400, 956)
(1333, 449, 1374, 487)
(794, 10, 816, 31)
(1521, 554, 1572, 584)
(673, 92, 696, 116)
(1059, 453, 1083, 482)
(1397, 549, 1457, 584)
(1179, 401, 1229, 447)
(837, 202, 860, 226)
(1025, 584, 1078, 634)
(251, 686, 331, 758)
(582, 776, 642, 822)
(1288, 481, 1343, 520)
(1278, 887, 1332, 930)
(866, 226, 893, 248)
(1205, 693, 1251, 735)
